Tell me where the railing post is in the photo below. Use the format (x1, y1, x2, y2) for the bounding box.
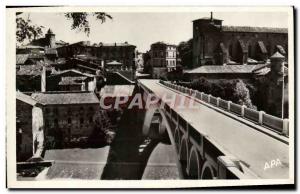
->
(208, 94, 211, 103)
(217, 97, 221, 107)
(200, 92, 203, 101)
(227, 101, 232, 111)
(282, 119, 289, 136)
(189, 89, 193, 96)
(241, 105, 246, 117)
(258, 111, 265, 125)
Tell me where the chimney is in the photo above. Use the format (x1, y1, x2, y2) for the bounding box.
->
(210, 12, 213, 21)
(41, 66, 46, 92)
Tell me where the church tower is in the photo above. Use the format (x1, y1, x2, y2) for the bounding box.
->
(45, 28, 56, 48)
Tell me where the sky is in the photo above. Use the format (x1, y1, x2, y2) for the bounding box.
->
(22, 12, 288, 52)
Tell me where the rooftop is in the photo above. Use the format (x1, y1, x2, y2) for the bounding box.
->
(17, 64, 43, 76)
(106, 60, 122, 65)
(186, 64, 267, 74)
(50, 69, 95, 78)
(58, 76, 88, 86)
(16, 54, 29, 65)
(222, 25, 288, 34)
(16, 91, 38, 106)
(100, 85, 135, 97)
(151, 41, 177, 47)
(31, 91, 99, 105)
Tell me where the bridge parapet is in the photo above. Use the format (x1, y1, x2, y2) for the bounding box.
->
(161, 100, 254, 179)
(159, 80, 289, 137)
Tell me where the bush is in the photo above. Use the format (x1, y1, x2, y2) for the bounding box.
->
(184, 77, 256, 109)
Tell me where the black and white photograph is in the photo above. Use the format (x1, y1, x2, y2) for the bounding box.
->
(5, 6, 295, 188)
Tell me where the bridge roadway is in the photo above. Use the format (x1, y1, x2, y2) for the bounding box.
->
(139, 79, 289, 179)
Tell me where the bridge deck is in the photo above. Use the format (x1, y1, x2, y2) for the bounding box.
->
(139, 79, 289, 179)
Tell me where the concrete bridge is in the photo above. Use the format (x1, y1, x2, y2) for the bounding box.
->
(137, 79, 289, 179)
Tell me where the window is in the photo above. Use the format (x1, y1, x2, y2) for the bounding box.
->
(89, 107, 94, 113)
(68, 118, 71, 124)
(54, 118, 58, 127)
(80, 118, 84, 125)
(89, 117, 93, 123)
(53, 107, 58, 115)
(79, 107, 84, 113)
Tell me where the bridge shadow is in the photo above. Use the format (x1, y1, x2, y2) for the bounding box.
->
(100, 108, 162, 180)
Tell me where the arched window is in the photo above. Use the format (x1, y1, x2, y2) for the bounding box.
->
(229, 44, 233, 58)
(248, 44, 252, 58)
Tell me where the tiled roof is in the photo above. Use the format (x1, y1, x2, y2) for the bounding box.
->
(16, 54, 29, 65)
(16, 91, 38, 106)
(100, 85, 135, 97)
(58, 76, 88, 85)
(187, 64, 267, 74)
(45, 48, 58, 55)
(50, 69, 95, 78)
(17, 45, 45, 50)
(222, 25, 288, 34)
(17, 65, 43, 76)
(151, 41, 177, 47)
(106, 60, 122, 65)
(31, 92, 99, 105)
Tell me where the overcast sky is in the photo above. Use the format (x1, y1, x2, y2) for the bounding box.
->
(23, 12, 288, 52)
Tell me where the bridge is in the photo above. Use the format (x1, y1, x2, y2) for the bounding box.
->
(137, 79, 289, 179)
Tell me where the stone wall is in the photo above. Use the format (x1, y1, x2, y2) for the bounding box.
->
(43, 104, 99, 148)
(16, 100, 33, 161)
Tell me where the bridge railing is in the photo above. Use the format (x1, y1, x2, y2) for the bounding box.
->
(159, 80, 289, 137)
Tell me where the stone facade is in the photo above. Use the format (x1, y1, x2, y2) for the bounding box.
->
(42, 103, 99, 148)
(30, 91, 100, 149)
(149, 42, 177, 78)
(192, 14, 288, 67)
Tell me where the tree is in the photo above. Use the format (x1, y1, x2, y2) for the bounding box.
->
(64, 12, 112, 36)
(177, 38, 193, 69)
(187, 77, 256, 109)
(16, 16, 44, 43)
(16, 12, 112, 43)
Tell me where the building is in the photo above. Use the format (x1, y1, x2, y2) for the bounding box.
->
(31, 91, 100, 149)
(46, 69, 97, 92)
(149, 42, 177, 78)
(56, 41, 136, 70)
(192, 13, 288, 67)
(29, 28, 68, 49)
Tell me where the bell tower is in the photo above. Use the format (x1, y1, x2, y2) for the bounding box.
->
(45, 28, 56, 48)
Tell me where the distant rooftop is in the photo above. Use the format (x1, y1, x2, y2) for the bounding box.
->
(16, 54, 29, 65)
(151, 41, 177, 47)
(222, 25, 288, 34)
(186, 64, 267, 74)
(16, 91, 38, 106)
(31, 91, 99, 105)
(65, 41, 136, 48)
(100, 85, 135, 97)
